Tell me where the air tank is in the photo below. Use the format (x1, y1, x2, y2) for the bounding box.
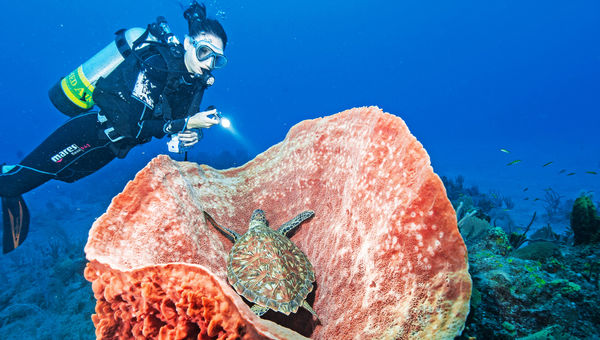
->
(48, 27, 156, 116)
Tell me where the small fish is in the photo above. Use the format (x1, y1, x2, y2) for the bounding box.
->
(567, 172, 576, 176)
(533, 198, 541, 201)
(542, 161, 553, 167)
(523, 187, 529, 192)
(586, 171, 598, 175)
(559, 169, 566, 174)
(506, 160, 522, 166)
(500, 148, 510, 154)
(524, 197, 529, 200)
(503, 208, 512, 212)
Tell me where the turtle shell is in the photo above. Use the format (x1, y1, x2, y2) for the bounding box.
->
(227, 224, 315, 315)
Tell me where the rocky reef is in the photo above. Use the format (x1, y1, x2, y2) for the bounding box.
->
(454, 190, 600, 339)
(0, 233, 94, 339)
(83, 107, 471, 339)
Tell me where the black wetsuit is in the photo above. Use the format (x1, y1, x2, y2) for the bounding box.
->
(0, 42, 206, 198)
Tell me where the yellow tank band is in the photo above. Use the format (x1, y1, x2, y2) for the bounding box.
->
(61, 66, 95, 109)
(77, 65, 94, 90)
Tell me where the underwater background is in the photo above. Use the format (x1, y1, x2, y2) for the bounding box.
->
(0, 0, 598, 338)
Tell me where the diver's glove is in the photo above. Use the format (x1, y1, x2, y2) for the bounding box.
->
(186, 108, 219, 129)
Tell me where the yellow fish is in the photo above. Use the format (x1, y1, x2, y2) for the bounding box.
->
(500, 148, 510, 153)
(507, 160, 522, 166)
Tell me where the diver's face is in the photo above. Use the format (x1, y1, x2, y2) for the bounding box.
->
(184, 32, 225, 75)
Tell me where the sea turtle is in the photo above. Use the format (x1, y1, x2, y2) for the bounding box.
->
(203, 209, 318, 319)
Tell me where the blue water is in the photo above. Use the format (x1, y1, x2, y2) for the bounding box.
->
(0, 0, 598, 337)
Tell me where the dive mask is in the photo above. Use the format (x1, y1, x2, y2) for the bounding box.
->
(191, 38, 227, 69)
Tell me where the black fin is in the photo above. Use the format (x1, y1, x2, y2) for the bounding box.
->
(2, 195, 30, 254)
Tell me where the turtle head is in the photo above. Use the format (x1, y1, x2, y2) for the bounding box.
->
(249, 209, 268, 229)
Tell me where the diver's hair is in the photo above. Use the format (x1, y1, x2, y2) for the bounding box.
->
(184, 1, 228, 48)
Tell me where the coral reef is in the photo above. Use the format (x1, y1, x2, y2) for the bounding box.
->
(0, 234, 94, 339)
(84, 107, 471, 339)
(542, 187, 565, 223)
(458, 216, 511, 256)
(457, 216, 600, 339)
(511, 241, 562, 262)
(447, 175, 600, 339)
(442, 175, 518, 230)
(507, 212, 536, 250)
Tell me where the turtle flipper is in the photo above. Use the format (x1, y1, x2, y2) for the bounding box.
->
(301, 300, 319, 321)
(203, 211, 241, 243)
(277, 210, 314, 236)
(250, 304, 269, 316)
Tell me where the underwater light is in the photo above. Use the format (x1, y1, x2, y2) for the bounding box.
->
(212, 110, 232, 129)
(220, 117, 231, 129)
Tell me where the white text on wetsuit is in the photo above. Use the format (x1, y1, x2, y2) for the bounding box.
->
(51, 144, 90, 163)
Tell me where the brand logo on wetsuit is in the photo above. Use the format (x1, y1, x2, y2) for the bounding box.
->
(51, 143, 90, 163)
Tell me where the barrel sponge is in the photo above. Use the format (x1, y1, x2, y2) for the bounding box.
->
(84, 262, 305, 339)
(84, 106, 471, 339)
(571, 194, 600, 245)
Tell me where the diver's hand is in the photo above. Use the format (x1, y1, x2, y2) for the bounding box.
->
(178, 130, 200, 147)
(186, 109, 219, 129)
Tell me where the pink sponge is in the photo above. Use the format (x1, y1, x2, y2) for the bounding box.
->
(84, 106, 471, 339)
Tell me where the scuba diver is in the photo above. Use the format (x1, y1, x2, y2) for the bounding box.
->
(0, 1, 227, 253)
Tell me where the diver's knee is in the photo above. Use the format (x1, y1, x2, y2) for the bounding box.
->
(0, 186, 24, 198)
(0, 167, 20, 196)
(0, 165, 41, 197)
